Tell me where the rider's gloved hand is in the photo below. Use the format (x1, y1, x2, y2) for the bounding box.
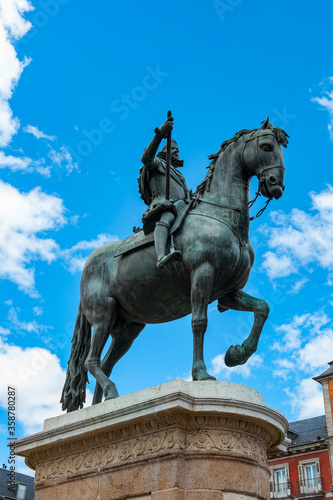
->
(157, 117, 173, 138)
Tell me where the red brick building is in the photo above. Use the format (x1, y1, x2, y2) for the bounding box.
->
(268, 362, 333, 499)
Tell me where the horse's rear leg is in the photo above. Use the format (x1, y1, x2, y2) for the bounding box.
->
(85, 297, 119, 400)
(92, 322, 145, 404)
(191, 262, 216, 381)
(219, 289, 269, 367)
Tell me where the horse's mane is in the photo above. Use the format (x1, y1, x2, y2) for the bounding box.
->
(194, 123, 289, 198)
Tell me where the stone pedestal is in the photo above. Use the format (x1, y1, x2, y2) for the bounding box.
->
(15, 380, 287, 500)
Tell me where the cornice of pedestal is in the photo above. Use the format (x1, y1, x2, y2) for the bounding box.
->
(14, 380, 288, 483)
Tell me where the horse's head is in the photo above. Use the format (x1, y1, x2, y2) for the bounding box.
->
(243, 117, 289, 200)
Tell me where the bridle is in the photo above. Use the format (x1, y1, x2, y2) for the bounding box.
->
(195, 129, 285, 221)
(242, 130, 285, 220)
(242, 129, 285, 172)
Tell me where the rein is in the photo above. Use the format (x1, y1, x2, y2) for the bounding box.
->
(196, 197, 241, 212)
(247, 180, 271, 221)
(195, 192, 270, 221)
(196, 183, 271, 222)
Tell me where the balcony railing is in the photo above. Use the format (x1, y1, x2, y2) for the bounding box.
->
(296, 477, 324, 496)
(270, 481, 292, 498)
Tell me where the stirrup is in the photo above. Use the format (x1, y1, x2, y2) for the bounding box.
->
(157, 250, 182, 269)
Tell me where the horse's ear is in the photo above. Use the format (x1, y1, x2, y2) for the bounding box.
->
(261, 116, 269, 129)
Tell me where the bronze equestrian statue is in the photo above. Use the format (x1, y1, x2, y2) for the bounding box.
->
(61, 115, 288, 412)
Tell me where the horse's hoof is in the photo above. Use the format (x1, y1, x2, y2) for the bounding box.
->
(104, 382, 119, 400)
(225, 345, 247, 367)
(192, 368, 217, 381)
(202, 374, 217, 381)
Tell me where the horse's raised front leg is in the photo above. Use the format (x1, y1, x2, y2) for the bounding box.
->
(84, 297, 119, 400)
(219, 290, 269, 367)
(92, 321, 146, 405)
(191, 262, 216, 381)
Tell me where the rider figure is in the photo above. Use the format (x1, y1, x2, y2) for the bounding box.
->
(138, 116, 191, 269)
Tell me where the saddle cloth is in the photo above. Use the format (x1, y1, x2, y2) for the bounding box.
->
(114, 231, 154, 257)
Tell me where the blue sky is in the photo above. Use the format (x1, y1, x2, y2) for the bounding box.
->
(1, 0, 333, 475)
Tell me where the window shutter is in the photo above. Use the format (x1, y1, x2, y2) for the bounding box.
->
(286, 465, 290, 481)
(298, 464, 305, 494)
(269, 469, 275, 499)
(286, 465, 291, 496)
(316, 461, 322, 491)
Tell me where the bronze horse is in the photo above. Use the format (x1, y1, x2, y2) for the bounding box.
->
(61, 118, 288, 412)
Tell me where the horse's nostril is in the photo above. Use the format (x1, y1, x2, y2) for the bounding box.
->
(271, 186, 283, 199)
(269, 176, 277, 185)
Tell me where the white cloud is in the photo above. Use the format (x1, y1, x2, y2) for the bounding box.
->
(272, 359, 295, 381)
(261, 251, 296, 280)
(181, 370, 192, 382)
(0, 0, 33, 40)
(285, 378, 324, 420)
(0, 150, 32, 170)
(33, 306, 43, 316)
(0, 339, 65, 434)
(0, 2, 84, 181)
(48, 145, 79, 175)
(0, 337, 93, 435)
(7, 305, 49, 335)
(272, 315, 308, 352)
(0, 148, 78, 177)
(61, 233, 119, 273)
(312, 78, 333, 139)
(299, 332, 333, 372)
(0, 182, 119, 294)
(287, 277, 309, 295)
(0, 180, 66, 296)
(210, 352, 264, 380)
(0, 326, 10, 335)
(0, 4, 80, 180)
(0, 151, 54, 176)
(272, 311, 330, 354)
(24, 124, 56, 141)
(261, 186, 333, 282)
(0, 1, 33, 147)
(270, 309, 331, 419)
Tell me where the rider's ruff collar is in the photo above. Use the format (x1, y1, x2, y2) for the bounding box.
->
(157, 151, 184, 168)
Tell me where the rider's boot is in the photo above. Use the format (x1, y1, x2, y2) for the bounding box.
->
(155, 218, 182, 269)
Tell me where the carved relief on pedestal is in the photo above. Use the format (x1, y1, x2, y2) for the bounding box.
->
(33, 411, 272, 483)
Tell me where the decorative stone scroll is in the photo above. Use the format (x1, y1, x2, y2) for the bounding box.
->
(32, 412, 271, 483)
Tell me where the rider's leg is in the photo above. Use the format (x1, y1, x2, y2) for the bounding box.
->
(155, 211, 182, 268)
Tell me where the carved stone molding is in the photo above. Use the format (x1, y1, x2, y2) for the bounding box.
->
(15, 381, 288, 499)
(32, 411, 271, 483)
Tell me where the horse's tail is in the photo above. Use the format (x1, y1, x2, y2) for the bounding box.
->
(60, 302, 91, 412)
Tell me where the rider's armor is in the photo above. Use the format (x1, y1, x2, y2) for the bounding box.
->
(138, 136, 191, 268)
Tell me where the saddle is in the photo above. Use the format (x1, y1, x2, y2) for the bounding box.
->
(115, 199, 193, 258)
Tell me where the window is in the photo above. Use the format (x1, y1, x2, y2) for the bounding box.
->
(16, 483, 27, 500)
(298, 459, 322, 494)
(270, 464, 291, 498)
